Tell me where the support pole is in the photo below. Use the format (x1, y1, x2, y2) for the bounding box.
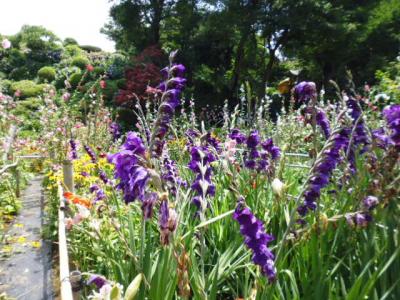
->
(62, 160, 74, 193)
(58, 184, 73, 300)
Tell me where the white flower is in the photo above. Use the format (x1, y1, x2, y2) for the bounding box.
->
(271, 178, 284, 197)
(2, 39, 11, 49)
(374, 93, 390, 102)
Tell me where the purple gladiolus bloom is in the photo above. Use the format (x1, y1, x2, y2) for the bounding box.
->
(69, 139, 78, 160)
(294, 81, 317, 104)
(99, 170, 109, 185)
(108, 132, 149, 203)
(159, 200, 177, 245)
(188, 145, 216, 211)
(247, 130, 261, 148)
(162, 156, 186, 196)
(87, 274, 108, 289)
(150, 59, 186, 156)
(383, 104, 400, 148)
(142, 193, 158, 220)
(363, 196, 379, 210)
(229, 129, 247, 144)
(110, 122, 121, 141)
(298, 128, 350, 216)
(316, 110, 331, 139)
(84, 145, 97, 163)
(233, 198, 276, 283)
(372, 128, 389, 149)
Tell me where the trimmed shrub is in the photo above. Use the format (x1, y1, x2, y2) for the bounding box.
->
(69, 72, 83, 88)
(80, 45, 102, 53)
(65, 45, 84, 57)
(71, 56, 90, 69)
(37, 66, 56, 82)
(64, 37, 78, 46)
(14, 97, 42, 114)
(10, 80, 46, 98)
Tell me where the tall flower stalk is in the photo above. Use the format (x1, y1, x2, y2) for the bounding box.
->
(149, 51, 186, 157)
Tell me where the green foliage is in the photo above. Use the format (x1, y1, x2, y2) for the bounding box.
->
(37, 66, 56, 82)
(10, 80, 47, 98)
(71, 56, 90, 70)
(69, 72, 83, 88)
(374, 57, 400, 104)
(64, 45, 84, 57)
(103, 0, 400, 105)
(79, 45, 102, 53)
(93, 66, 105, 76)
(11, 25, 60, 51)
(63, 37, 78, 46)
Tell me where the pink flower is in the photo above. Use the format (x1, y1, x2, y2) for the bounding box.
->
(146, 86, 162, 94)
(100, 80, 106, 89)
(14, 90, 21, 97)
(2, 39, 11, 49)
(86, 64, 94, 72)
(64, 218, 74, 230)
(62, 92, 71, 101)
(224, 139, 237, 162)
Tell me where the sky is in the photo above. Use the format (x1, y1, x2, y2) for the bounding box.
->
(0, 0, 115, 52)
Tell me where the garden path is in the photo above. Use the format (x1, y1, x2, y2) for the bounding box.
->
(0, 176, 54, 299)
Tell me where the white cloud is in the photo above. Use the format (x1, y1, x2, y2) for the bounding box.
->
(0, 0, 115, 52)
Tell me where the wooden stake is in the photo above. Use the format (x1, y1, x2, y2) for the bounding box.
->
(62, 160, 74, 193)
(58, 184, 73, 300)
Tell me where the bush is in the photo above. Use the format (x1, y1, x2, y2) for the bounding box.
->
(69, 72, 83, 88)
(10, 80, 46, 98)
(13, 97, 42, 114)
(0, 79, 13, 93)
(80, 45, 102, 53)
(93, 66, 105, 76)
(37, 66, 56, 82)
(64, 37, 78, 46)
(71, 56, 90, 69)
(64, 45, 84, 57)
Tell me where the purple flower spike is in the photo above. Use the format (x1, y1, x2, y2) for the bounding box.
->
(84, 145, 97, 163)
(150, 59, 186, 156)
(233, 199, 276, 283)
(142, 193, 158, 220)
(383, 104, 400, 149)
(294, 81, 317, 104)
(110, 122, 122, 141)
(298, 128, 349, 216)
(108, 132, 149, 203)
(229, 129, 247, 144)
(69, 139, 78, 160)
(316, 110, 331, 139)
(159, 200, 177, 246)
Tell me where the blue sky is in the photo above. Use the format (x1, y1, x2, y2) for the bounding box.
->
(0, 0, 115, 51)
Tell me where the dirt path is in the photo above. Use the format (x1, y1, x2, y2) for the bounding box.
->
(0, 176, 54, 299)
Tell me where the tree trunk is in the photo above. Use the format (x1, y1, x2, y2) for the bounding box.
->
(151, 0, 164, 45)
(258, 48, 276, 100)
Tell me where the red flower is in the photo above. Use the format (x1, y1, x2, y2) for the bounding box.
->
(86, 64, 94, 72)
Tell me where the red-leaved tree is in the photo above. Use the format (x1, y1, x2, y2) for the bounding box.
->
(115, 45, 165, 106)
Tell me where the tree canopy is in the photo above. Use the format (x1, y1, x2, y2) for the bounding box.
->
(102, 0, 400, 106)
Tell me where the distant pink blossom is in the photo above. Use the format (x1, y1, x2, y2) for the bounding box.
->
(2, 39, 11, 49)
(62, 92, 71, 101)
